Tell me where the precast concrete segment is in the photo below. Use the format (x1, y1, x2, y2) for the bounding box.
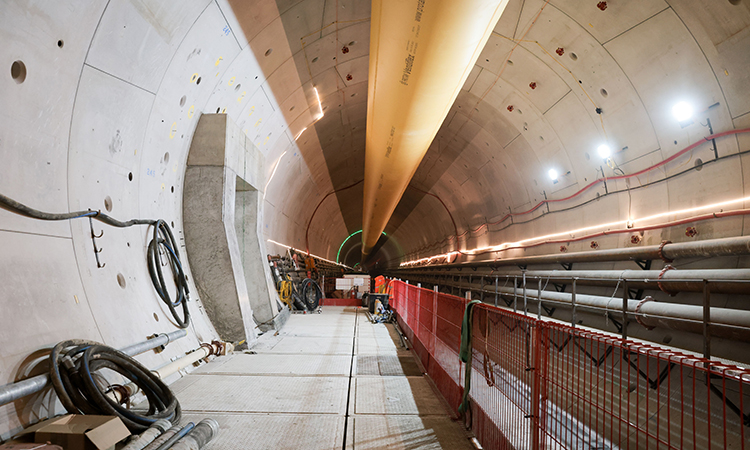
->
(181, 413, 345, 450)
(345, 416, 476, 450)
(254, 336, 357, 355)
(362, 0, 510, 256)
(202, 353, 353, 376)
(175, 374, 349, 414)
(354, 377, 448, 415)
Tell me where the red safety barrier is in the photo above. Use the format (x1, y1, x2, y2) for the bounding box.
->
(389, 280, 750, 449)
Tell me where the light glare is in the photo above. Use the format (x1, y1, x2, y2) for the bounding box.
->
(548, 168, 558, 180)
(672, 101, 693, 122)
(597, 144, 611, 158)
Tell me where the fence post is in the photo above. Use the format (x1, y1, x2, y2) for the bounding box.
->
(531, 322, 544, 450)
(523, 272, 528, 316)
(571, 278, 577, 328)
(514, 276, 518, 312)
(703, 280, 711, 361)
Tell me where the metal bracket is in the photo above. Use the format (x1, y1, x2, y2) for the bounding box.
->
(88, 215, 105, 269)
(576, 342, 614, 367)
(553, 283, 567, 293)
(634, 259, 652, 270)
(561, 262, 573, 271)
(607, 313, 623, 333)
(623, 350, 674, 390)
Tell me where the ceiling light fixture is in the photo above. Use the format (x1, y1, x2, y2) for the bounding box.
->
(597, 144, 611, 158)
(548, 168, 558, 180)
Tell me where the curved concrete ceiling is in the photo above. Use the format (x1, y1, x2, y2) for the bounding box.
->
(3, 0, 750, 273)
(263, 0, 750, 269)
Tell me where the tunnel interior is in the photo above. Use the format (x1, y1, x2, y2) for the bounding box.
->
(2, 0, 750, 447)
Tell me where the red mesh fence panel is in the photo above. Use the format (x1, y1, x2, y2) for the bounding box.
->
(388, 280, 750, 449)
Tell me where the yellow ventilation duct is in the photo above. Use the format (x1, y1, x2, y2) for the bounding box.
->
(362, 0, 509, 257)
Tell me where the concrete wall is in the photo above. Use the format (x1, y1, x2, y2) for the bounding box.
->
(0, 0, 348, 441)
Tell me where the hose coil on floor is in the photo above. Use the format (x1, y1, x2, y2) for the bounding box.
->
(49, 340, 181, 433)
(301, 278, 323, 310)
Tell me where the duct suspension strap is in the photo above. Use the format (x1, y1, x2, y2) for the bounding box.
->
(458, 300, 483, 417)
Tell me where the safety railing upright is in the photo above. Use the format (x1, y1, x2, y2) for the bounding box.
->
(389, 279, 750, 449)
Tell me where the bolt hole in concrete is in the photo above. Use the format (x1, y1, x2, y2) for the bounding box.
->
(171, 221, 175, 228)
(117, 273, 126, 289)
(312, 56, 319, 63)
(216, 107, 221, 113)
(570, 52, 578, 60)
(11, 60, 26, 83)
(57, 40, 64, 48)
(128, 172, 133, 181)
(196, 77, 201, 85)
(265, 48, 273, 56)
(104, 196, 113, 212)
(600, 88, 608, 97)
(180, 95, 186, 107)
(348, 40, 356, 46)
(171, 186, 175, 193)
(695, 158, 703, 170)
(163, 152, 170, 164)
(153, 313, 159, 322)
(507, 59, 514, 66)
(234, 83, 241, 91)
(729, 0, 742, 4)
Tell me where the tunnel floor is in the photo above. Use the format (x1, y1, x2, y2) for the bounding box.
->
(169, 306, 474, 449)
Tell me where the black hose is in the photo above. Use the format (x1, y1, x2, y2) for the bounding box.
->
(49, 340, 181, 433)
(301, 278, 323, 310)
(147, 220, 190, 328)
(0, 193, 190, 328)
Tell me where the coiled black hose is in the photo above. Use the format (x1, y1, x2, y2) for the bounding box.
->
(301, 278, 323, 310)
(147, 220, 190, 328)
(0, 193, 190, 328)
(49, 340, 181, 433)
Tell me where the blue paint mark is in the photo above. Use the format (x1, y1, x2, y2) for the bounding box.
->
(146, 168, 156, 177)
(222, 26, 231, 36)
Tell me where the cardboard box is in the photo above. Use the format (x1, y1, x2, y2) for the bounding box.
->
(13, 415, 130, 450)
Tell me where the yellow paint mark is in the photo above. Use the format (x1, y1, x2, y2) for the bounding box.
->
(191, 73, 199, 83)
(248, 105, 256, 117)
(173, 163, 178, 173)
(237, 91, 246, 103)
(169, 122, 177, 139)
(161, 183, 166, 191)
(221, 108, 227, 113)
(216, 72, 220, 77)
(255, 118, 262, 127)
(725, 69, 729, 76)
(228, 76, 236, 86)
(215, 56, 223, 66)
(263, 136, 270, 145)
(134, 149, 138, 155)
(589, 23, 593, 28)
(74, 295, 79, 304)
(188, 105, 195, 119)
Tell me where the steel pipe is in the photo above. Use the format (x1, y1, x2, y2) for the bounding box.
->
(122, 419, 172, 450)
(0, 329, 187, 407)
(399, 235, 750, 270)
(488, 285, 750, 341)
(470, 268, 750, 294)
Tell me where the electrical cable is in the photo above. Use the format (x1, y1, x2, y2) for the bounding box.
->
(49, 340, 181, 433)
(0, 193, 190, 328)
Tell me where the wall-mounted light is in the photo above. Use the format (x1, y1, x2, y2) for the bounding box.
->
(548, 168, 558, 180)
(672, 101, 694, 126)
(597, 144, 611, 159)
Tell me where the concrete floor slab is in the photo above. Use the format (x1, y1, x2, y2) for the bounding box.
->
(357, 355, 422, 376)
(345, 415, 475, 450)
(354, 377, 447, 415)
(256, 336, 356, 355)
(357, 336, 400, 354)
(181, 413, 345, 450)
(176, 374, 350, 413)
(203, 353, 352, 376)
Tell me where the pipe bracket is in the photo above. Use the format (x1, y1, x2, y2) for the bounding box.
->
(634, 296, 656, 330)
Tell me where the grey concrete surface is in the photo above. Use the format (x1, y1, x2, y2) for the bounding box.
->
(175, 306, 474, 449)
